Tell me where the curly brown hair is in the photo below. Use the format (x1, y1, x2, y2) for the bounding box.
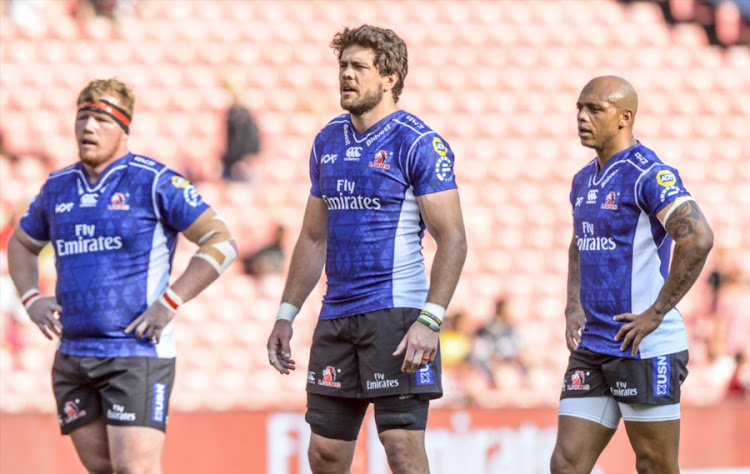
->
(330, 25, 408, 103)
(77, 78, 135, 118)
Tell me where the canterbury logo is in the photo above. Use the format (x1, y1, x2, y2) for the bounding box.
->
(346, 147, 362, 159)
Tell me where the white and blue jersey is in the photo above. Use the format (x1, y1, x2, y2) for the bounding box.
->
(20, 153, 209, 358)
(310, 110, 457, 320)
(570, 142, 692, 359)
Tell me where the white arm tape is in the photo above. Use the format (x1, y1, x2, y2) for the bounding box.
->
(195, 240, 237, 274)
(423, 302, 446, 320)
(660, 196, 695, 227)
(276, 302, 300, 323)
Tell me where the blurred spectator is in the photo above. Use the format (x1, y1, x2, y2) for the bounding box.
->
(439, 311, 473, 368)
(220, 80, 261, 181)
(706, 248, 748, 363)
(726, 351, 750, 401)
(72, 0, 134, 22)
(470, 297, 525, 387)
(241, 224, 286, 277)
(8, 0, 54, 34)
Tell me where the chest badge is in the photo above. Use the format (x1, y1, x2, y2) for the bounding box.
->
(369, 150, 391, 170)
(601, 191, 618, 210)
(107, 192, 131, 211)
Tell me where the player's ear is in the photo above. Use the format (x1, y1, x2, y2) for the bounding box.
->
(382, 71, 398, 93)
(619, 109, 634, 129)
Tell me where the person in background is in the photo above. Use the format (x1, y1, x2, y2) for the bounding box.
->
(220, 79, 261, 181)
(550, 76, 713, 474)
(470, 297, 524, 387)
(7, 77, 237, 474)
(266, 25, 467, 474)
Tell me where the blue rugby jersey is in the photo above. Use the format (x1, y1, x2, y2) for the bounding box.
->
(309, 110, 457, 319)
(20, 153, 209, 358)
(570, 142, 692, 359)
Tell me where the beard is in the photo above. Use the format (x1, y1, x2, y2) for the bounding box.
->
(341, 85, 383, 116)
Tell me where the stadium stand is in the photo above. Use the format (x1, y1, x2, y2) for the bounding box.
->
(1, 0, 748, 412)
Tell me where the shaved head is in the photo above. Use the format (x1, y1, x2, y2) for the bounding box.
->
(576, 76, 639, 162)
(582, 75, 638, 117)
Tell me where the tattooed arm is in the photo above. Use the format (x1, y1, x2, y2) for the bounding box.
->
(614, 200, 714, 355)
(565, 232, 586, 352)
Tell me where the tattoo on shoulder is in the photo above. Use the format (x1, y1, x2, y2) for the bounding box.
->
(666, 201, 701, 239)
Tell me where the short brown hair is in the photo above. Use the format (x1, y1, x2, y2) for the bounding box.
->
(77, 78, 135, 118)
(330, 25, 408, 103)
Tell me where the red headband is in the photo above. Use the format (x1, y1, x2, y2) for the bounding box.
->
(78, 99, 131, 133)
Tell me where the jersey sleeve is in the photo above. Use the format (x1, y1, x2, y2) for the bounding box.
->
(155, 170, 210, 232)
(408, 134, 458, 196)
(637, 165, 692, 217)
(19, 189, 50, 242)
(309, 142, 322, 198)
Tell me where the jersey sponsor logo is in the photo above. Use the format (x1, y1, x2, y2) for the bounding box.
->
(55, 224, 123, 256)
(610, 380, 638, 397)
(577, 221, 616, 251)
(653, 355, 671, 396)
(107, 403, 136, 422)
(575, 197, 584, 208)
(345, 147, 362, 161)
(656, 170, 676, 187)
(366, 372, 400, 390)
(321, 153, 338, 164)
(366, 123, 391, 146)
(107, 192, 130, 211)
(133, 155, 156, 166)
(586, 189, 598, 204)
(317, 365, 342, 388)
(172, 177, 203, 207)
(152, 383, 166, 422)
(369, 150, 391, 169)
(601, 191, 618, 210)
(634, 151, 648, 165)
(402, 114, 424, 129)
(416, 363, 434, 386)
(55, 202, 74, 213)
(80, 193, 98, 208)
(599, 169, 619, 188)
(566, 370, 590, 391)
(62, 399, 87, 424)
(307, 371, 316, 384)
(432, 137, 448, 156)
(322, 179, 382, 210)
(435, 155, 455, 182)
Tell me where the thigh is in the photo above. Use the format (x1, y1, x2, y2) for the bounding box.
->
(305, 392, 369, 441)
(551, 415, 616, 474)
(623, 418, 680, 473)
(107, 425, 166, 473)
(69, 418, 111, 473)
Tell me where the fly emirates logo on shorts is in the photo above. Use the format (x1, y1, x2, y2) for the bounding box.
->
(576, 221, 616, 252)
(322, 179, 382, 211)
(55, 224, 123, 256)
(367, 372, 399, 390)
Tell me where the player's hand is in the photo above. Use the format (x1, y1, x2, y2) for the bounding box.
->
(564, 309, 585, 352)
(124, 302, 175, 343)
(393, 321, 439, 374)
(267, 319, 295, 374)
(26, 297, 63, 340)
(613, 308, 664, 356)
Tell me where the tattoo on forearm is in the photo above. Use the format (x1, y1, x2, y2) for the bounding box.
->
(665, 201, 701, 239)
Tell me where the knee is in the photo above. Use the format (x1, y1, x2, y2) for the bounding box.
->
(78, 454, 112, 474)
(308, 443, 346, 474)
(379, 430, 427, 474)
(635, 454, 678, 474)
(549, 449, 576, 474)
